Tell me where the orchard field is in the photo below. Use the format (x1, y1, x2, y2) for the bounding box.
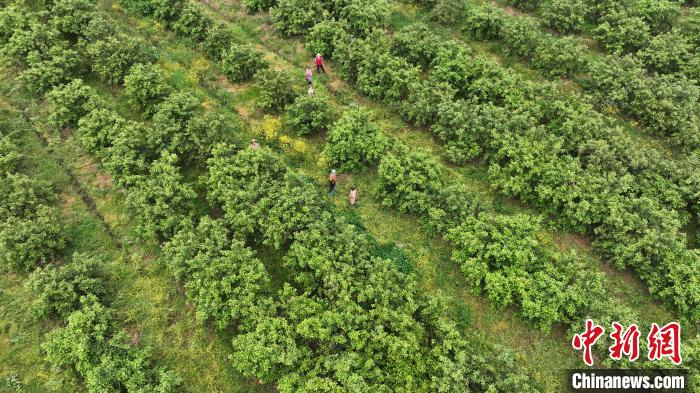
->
(0, 0, 699, 391)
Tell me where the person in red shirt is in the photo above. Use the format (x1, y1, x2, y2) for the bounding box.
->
(315, 53, 326, 74)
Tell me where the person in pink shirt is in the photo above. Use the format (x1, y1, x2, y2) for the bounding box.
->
(349, 186, 357, 207)
(305, 66, 312, 85)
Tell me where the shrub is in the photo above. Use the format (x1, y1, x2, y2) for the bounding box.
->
(206, 144, 287, 236)
(332, 36, 377, 84)
(184, 112, 241, 159)
(541, 0, 586, 33)
(637, 32, 692, 74)
(0, 173, 54, 221)
(532, 36, 588, 77)
(87, 34, 156, 84)
(150, 91, 211, 159)
(391, 23, 443, 70)
(323, 107, 388, 171)
(242, 0, 276, 13)
(43, 296, 181, 392)
(47, 79, 103, 131)
(282, 94, 333, 136)
(220, 43, 267, 83)
(593, 11, 651, 54)
(636, 0, 681, 34)
(164, 217, 271, 330)
(202, 23, 237, 60)
(356, 53, 421, 102)
(431, 100, 488, 163)
(125, 152, 196, 241)
(50, 0, 96, 36)
(447, 213, 606, 330)
(376, 148, 442, 214)
(424, 183, 482, 236)
(124, 63, 171, 115)
(254, 70, 298, 113)
(257, 172, 327, 248)
(501, 17, 543, 59)
(463, 5, 505, 40)
(3, 20, 57, 62)
(270, 0, 324, 37)
(431, 0, 468, 24)
(26, 253, 107, 319)
(631, 75, 700, 149)
(339, 0, 389, 37)
(583, 55, 644, 110)
(21, 45, 82, 93)
(305, 20, 349, 59)
(82, 17, 116, 42)
(173, 3, 213, 42)
(402, 78, 457, 127)
(0, 205, 66, 273)
(151, 0, 185, 26)
(0, 136, 21, 174)
(76, 108, 126, 157)
(506, 0, 539, 10)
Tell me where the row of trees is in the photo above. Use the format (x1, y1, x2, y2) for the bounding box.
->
(225, 3, 700, 323)
(460, 3, 700, 151)
(0, 87, 178, 391)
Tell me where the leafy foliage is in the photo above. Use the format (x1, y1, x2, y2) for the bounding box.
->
(125, 152, 196, 241)
(202, 23, 237, 60)
(87, 33, 156, 84)
(50, 0, 96, 36)
(164, 217, 272, 330)
(0, 204, 66, 273)
(282, 94, 333, 136)
(506, 0, 539, 10)
(637, 32, 693, 74)
(463, 5, 505, 40)
(531, 36, 588, 77)
(323, 107, 388, 172)
(305, 20, 349, 58)
(26, 253, 107, 320)
(21, 45, 82, 93)
(220, 43, 267, 83)
(338, 0, 389, 37)
(447, 213, 607, 330)
(124, 63, 171, 116)
(254, 70, 298, 113)
(391, 23, 443, 70)
(173, 3, 212, 42)
(593, 11, 651, 54)
(356, 53, 420, 102)
(270, 0, 324, 37)
(47, 79, 103, 131)
(430, 0, 468, 24)
(541, 0, 586, 33)
(242, 0, 277, 13)
(376, 148, 442, 214)
(43, 296, 181, 392)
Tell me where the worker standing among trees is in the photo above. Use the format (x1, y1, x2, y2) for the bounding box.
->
(349, 186, 357, 207)
(329, 169, 337, 194)
(305, 66, 313, 85)
(250, 139, 260, 149)
(315, 53, 326, 74)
